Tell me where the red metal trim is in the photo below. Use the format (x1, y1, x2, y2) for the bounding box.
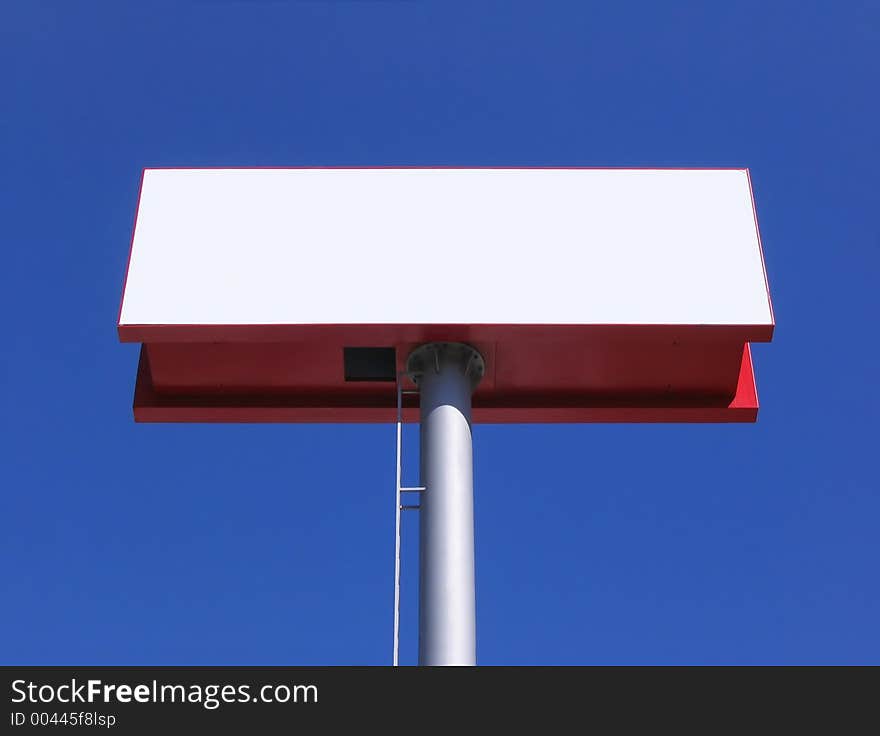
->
(133, 406, 758, 423)
(118, 322, 774, 344)
(730, 343, 758, 409)
(132, 344, 759, 424)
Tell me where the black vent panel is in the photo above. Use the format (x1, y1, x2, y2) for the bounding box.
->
(343, 347, 397, 382)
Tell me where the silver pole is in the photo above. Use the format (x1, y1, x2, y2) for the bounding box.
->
(407, 343, 485, 666)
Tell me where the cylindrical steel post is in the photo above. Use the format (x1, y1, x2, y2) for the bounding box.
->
(407, 343, 485, 666)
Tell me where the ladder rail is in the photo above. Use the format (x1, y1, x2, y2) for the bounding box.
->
(393, 379, 403, 666)
(393, 377, 423, 666)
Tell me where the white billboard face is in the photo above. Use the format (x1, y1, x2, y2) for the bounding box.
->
(119, 168, 772, 330)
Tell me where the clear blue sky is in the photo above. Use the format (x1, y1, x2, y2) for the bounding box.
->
(2, 1, 877, 665)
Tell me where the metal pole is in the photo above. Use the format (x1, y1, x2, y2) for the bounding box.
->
(407, 343, 484, 666)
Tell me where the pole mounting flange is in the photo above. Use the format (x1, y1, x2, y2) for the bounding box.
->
(405, 342, 486, 391)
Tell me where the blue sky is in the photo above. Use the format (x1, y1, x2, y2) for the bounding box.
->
(2, 1, 877, 665)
